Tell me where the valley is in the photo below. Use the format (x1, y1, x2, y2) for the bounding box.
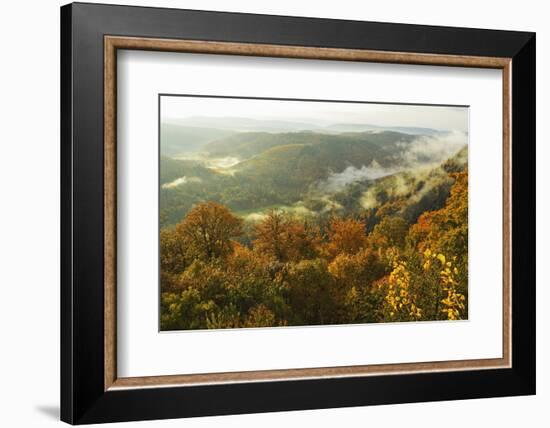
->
(159, 122, 467, 230)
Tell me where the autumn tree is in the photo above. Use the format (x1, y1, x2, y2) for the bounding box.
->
(243, 304, 281, 328)
(328, 248, 385, 290)
(379, 248, 466, 322)
(324, 217, 368, 258)
(253, 210, 321, 262)
(161, 288, 211, 330)
(252, 210, 287, 260)
(226, 242, 290, 324)
(284, 258, 336, 325)
(381, 258, 423, 322)
(407, 170, 468, 310)
(368, 216, 409, 250)
(408, 171, 468, 259)
(175, 201, 243, 261)
(329, 248, 387, 323)
(160, 228, 188, 291)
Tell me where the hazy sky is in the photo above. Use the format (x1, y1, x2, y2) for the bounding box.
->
(161, 95, 469, 133)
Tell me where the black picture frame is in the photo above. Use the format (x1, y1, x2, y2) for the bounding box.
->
(61, 2, 535, 424)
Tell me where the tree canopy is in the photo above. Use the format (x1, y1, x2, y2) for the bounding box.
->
(160, 169, 468, 330)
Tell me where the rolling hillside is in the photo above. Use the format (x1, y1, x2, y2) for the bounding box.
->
(203, 130, 418, 160)
(160, 128, 467, 228)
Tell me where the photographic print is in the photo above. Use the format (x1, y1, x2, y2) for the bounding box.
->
(159, 95, 468, 331)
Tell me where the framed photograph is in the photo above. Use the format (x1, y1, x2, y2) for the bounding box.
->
(60, 2, 535, 424)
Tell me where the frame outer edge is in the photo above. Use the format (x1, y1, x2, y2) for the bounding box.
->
(60, 3, 75, 424)
(63, 3, 536, 423)
(73, 2, 534, 58)
(510, 33, 536, 392)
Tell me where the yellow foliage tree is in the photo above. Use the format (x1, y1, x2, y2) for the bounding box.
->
(383, 259, 423, 321)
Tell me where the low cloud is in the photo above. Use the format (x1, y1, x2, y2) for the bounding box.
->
(318, 160, 397, 193)
(162, 176, 202, 189)
(173, 154, 242, 170)
(244, 212, 268, 222)
(206, 156, 241, 169)
(318, 131, 467, 194)
(398, 130, 466, 166)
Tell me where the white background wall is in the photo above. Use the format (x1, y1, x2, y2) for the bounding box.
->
(0, 0, 545, 426)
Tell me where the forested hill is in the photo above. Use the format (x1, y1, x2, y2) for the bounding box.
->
(159, 128, 467, 229)
(160, 117, 450, 157)
(202, 130, 418, 160)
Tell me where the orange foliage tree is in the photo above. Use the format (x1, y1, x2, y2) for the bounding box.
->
(324, 217, 368, 258)
(253, 210, 321, 262)
(175, 201, 243, 261)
